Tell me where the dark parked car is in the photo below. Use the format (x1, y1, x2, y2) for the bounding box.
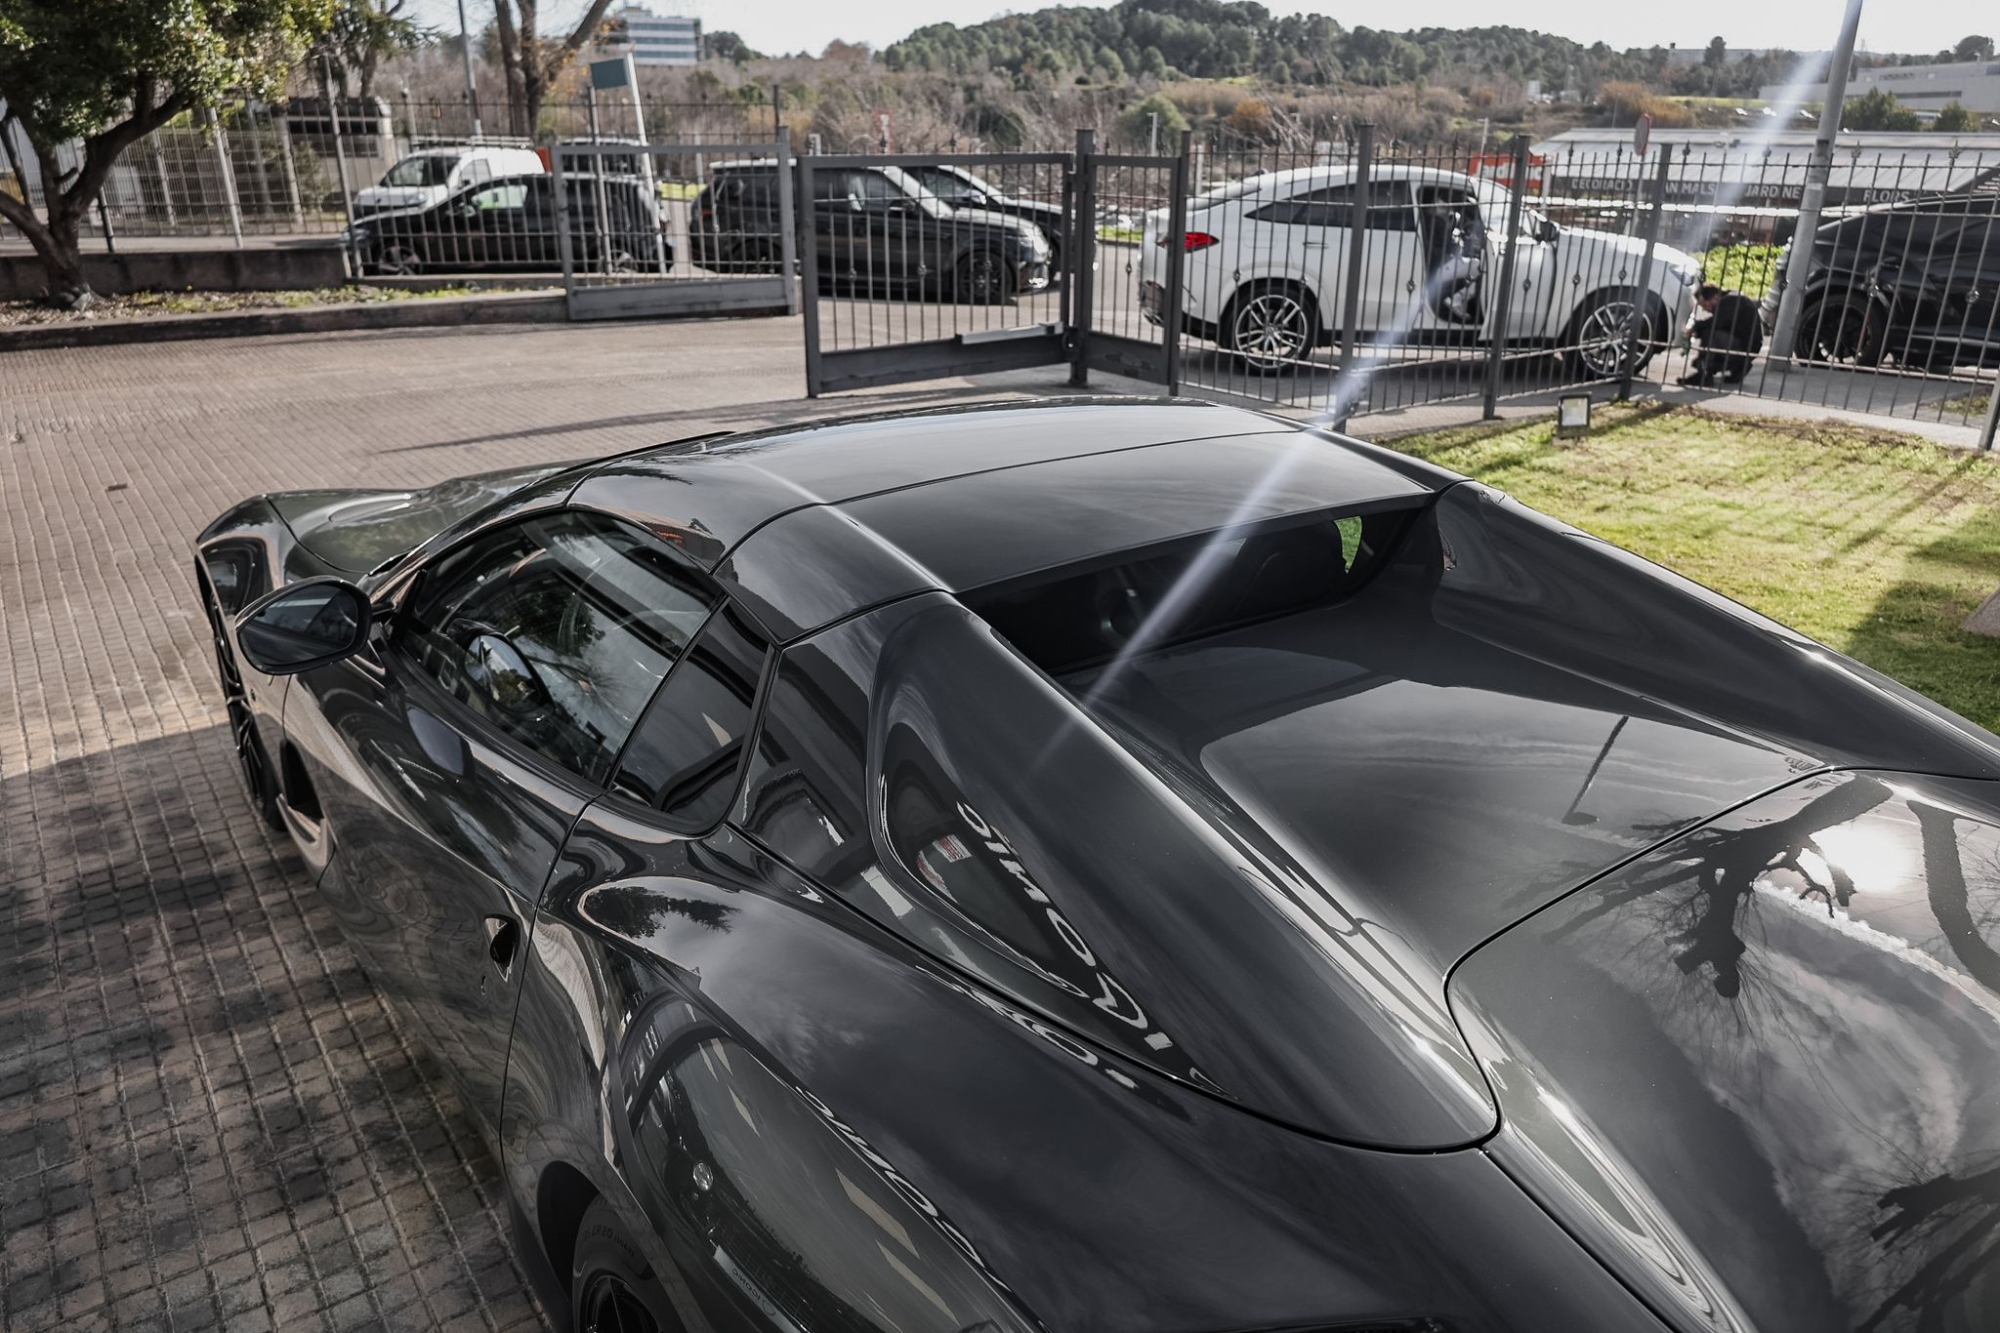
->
(197, 400, 2000, 1333)
(1763, 191, 2000, 369)
(897, 162, 1067, 267)
(349, 171, 668, 276)
(691, 161, 1050, 302)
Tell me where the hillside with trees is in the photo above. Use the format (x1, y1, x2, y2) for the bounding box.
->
(882, 0, 1812, 99)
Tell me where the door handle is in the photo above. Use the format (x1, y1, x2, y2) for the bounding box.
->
(485, 915, 521, 981)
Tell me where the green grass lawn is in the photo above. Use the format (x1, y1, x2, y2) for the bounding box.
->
(1392, 404, 2000, 731)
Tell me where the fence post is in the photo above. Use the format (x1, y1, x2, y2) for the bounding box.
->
(1482, 134, 1531, 421)
(321, 60, 355, 232)
(1068, 127, 1098, 388)
(242, 100, 270, 222)
(798, 156, 823, 396)
(1980, 380, 2000, 452)
(274, 113, 304, 227)
(774, 128, 797, 317)
(206, 107, 245, 249)
(1333, 122, 1373, 431)
(1162, 129, 1192, 397)
(553, 144, 576, 308)
(150, 137, 177, 229)
(1619, 148, 1672, 401)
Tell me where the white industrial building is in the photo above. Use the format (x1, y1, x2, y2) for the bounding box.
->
(597, 5, 702, 67)
(1769, 58, 2000, 119)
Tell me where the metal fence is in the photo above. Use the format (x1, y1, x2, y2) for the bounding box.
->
(1089, 134, 2000, 445)
(0, 94, 787, 249)
(552, 137, 795, 321)
(2, 102, 369, 242)
(799, 151, 1073, 395)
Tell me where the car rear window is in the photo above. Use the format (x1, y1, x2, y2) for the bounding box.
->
(963, 506, 1414, 678)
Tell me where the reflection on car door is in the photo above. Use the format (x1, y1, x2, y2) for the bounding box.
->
(466, 179, 534, 268)
(810, 169, 868, 282)
(291, 509, 713, 1140)
(1242, 182, 1421, 336)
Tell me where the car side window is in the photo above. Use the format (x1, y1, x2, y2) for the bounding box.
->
(733, 643, 870, 884)
(1251, 182, 1417, 231)
(397, 510, 712, 783)
(610, 605, 770, 830)
(470, 182, 528, 212)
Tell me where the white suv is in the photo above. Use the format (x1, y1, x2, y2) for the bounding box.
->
(1141, 165, 1697, 376)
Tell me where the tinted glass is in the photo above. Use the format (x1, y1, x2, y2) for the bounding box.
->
(1250, 182, 1417, 231)
(399, 511, 711, 781)
(966, 510, 1407, 677)
(612, 606, 769, 829)
(469, 182, 528, 212)
(734, 643, 870, 883)
(385, 155, 454, 187)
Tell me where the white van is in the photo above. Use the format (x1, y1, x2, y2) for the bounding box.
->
(352, 146, 546, 216)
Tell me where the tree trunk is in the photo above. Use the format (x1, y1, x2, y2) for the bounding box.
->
(0, 193, 94, 309)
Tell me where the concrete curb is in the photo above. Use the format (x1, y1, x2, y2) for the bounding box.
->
(0, 291, 570, 352)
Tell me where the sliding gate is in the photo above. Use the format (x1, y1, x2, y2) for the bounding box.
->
(794, 140, 1188, 396)
(554, 137, 796, 322)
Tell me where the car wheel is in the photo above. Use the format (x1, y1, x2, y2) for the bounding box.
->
(1566, 293, 1653, 379)
(955, 251, 1014, 305)
(572, 1197, 681, 1333)
(373, 243, 424, 278)
(201, 581, 284, 830)
(1793, 293, 1884, 367)
(1223, 282, 1318, 374)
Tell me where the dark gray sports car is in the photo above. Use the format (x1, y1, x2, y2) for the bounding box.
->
(195, 399, 2000, 1333)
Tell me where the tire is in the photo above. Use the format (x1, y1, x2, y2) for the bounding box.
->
(1221, 281, 1319, 375)
(1564, 291, 1658, 380)
(201, 580, 284, 831)
(955, 250, 1015, 305)
(572, 1196, 681, 1333)
(371, 243, 424, 278)
(1793, 292, 1885, 367)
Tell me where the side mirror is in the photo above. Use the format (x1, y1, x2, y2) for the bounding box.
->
(236, 578, 372, 675)
(464, 632, 551, 717)
(1537, 217, 1560, 244)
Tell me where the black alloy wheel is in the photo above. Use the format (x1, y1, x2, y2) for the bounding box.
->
(1794, 293, 1885, 367)
(578, 1272, 661, 1333)
(956, 250, 1014, 305)
(571, 1196, 680, 1333)
(203, 582, 283, 829)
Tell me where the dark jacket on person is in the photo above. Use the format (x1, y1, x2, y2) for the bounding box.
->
(1697, 291, 1764, 351)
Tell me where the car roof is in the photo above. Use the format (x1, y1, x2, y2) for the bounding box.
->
(567, 399, 1448, 639)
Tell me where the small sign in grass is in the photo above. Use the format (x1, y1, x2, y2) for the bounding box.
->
(1391, 404, 2000, 731)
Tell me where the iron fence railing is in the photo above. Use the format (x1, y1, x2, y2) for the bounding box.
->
(5, 106, 1996, 447)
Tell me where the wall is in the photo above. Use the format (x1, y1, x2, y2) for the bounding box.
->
(0, 244, 350, 299)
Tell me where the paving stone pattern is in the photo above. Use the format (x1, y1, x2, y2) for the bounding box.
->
(0, 320, 1016, 1333)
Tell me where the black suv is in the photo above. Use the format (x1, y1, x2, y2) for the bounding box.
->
(896, 163, 1066, 268)
(1764, 191, 2000, 370)
(691, 162, 1051, 303)
(348, 172, 666, 276)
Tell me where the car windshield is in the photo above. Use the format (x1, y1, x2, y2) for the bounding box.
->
(876, 167, 952, 219)
(383, 155, 456, 188)
(934, 166, 1004, 200)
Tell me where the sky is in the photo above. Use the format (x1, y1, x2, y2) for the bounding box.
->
(414, 0, 1987, 64)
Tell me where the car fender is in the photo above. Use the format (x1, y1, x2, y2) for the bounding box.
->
(497, 801, 1671, 1333)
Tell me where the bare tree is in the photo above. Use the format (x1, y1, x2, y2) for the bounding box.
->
(490, 0, 619, 138)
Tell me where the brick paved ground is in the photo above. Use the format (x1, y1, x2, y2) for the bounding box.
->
(0, 318, 1069, 1333)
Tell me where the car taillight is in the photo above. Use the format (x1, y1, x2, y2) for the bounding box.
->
(1156, 231, 1219, 252)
